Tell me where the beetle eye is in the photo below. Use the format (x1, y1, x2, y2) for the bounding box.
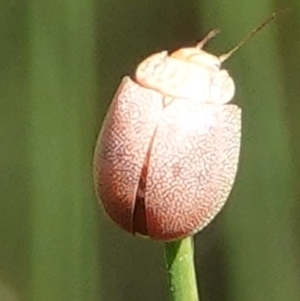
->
(213, 61, 221, 68)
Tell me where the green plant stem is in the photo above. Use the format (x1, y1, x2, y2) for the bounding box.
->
(164, 236, 199, 301)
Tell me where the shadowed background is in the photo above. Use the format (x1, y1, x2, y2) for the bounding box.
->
(1, 0, 300, 300)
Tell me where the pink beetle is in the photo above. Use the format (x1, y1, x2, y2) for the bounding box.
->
(93, 30, 242, 241)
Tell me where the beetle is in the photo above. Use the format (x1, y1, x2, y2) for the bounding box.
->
(93, 15, 275, 241)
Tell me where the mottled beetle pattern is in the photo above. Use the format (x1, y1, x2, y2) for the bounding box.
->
(93, 33, 241, 241)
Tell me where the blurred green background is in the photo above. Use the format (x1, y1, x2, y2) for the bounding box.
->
(1, 0, 300, 300)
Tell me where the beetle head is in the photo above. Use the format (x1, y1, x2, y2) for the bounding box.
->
(171, 48, 221, 71)
(135, 45, 235, 105)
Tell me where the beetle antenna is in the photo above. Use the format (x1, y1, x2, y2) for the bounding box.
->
(219, 10, 285, 63)
(197, 28, 220, 49)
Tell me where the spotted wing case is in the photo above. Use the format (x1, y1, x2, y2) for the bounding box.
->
(93, 77, 164, 233)
(93, 42, 241, 241)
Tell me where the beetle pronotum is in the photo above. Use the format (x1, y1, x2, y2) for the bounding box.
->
(93, 14, 276, 241)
